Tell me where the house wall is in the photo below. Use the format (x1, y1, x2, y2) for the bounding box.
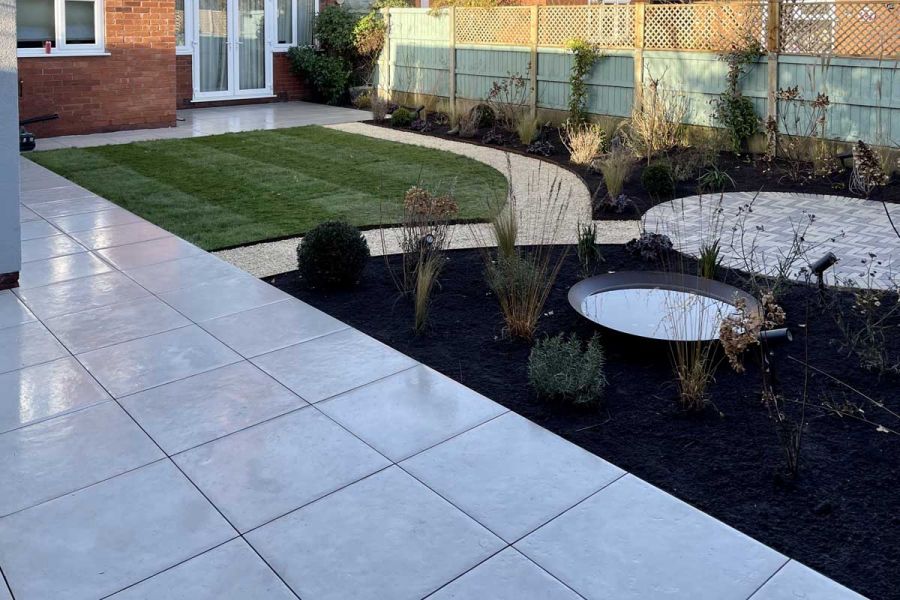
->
(17, 0, 177, 138)
(175, 53, 309, 109)
(1, 0, 21, 287)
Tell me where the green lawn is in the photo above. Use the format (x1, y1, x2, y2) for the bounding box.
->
(29, 126, 508, 250)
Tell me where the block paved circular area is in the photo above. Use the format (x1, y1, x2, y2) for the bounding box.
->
(644, 191, 900, 290)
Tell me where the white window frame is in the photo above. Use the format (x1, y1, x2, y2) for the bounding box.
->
(176, 0, 195, 55)
(17, 0, 107, 57)
(272, 0, 318, 52)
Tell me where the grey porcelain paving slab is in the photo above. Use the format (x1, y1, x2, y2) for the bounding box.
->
(18, 206, 40, 222)
(16, 251, 113, 289)
(44, 296, 191, 354)
(20, 185, 97, 205)
(19, 219, 61, 241)
(29, 195, 114, 218)
(0, 321, 68, 374)
(124, 253, 240, 294)
(247, 466, 505, 600)
(77, 326, 242, 398)
(320, 365, 507, 462)
(0, 402, 163, 516)
(20, 234, 86, 263)
(402, 412, 624, 542)
(0, 290, 36, 329)
(749, 561, 866, 600)
(98, 236, 204, 270)
(49, 207, 145, 234)
(19, 174, 72, 194)
(252, 328, 418, 403)
(0, 357, 111, 433)
(200, 299, 348, 358)
(0, 460, 236, 600)
(108, 539, 297, 600)
(427, 548, 582, 600)
(174, 407, 390, 532)
(70, 221, 171, 250)
(14, 270, 150, 319)
(122, 361, 307, 454)
(159, 274, 288, 322)
(516, 475, 787, 600)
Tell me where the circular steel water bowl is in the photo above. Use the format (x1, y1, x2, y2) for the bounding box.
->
(568, 271, 760, 342)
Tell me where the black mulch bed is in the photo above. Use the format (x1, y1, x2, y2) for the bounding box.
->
(270, 245, 899, 600)
(369, 115, 900, 220)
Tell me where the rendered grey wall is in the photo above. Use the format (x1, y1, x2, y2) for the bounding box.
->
(0, 0, 21, 277)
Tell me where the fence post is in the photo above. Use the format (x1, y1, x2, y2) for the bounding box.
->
(530, 5, 539, 118)
(633, 0, 646, 112)
(449, 7, 457, 114)
(766, 0, 780, 126)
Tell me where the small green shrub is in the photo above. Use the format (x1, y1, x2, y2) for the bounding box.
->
(288, 48, 352, 105)
(576, 222, 602, 278)
(641, 163, 675, 199)
(297, 221, 369, 288)
(713, 93, 759, 153)
(391, 107, 414, 128)
(698, 239, 722, 279)
(528, 333, 606, 406)
(698, 165, 735, 193)
(713, 36, 763, 153)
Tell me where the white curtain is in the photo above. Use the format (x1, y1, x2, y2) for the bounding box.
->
(296, 0, 315, 46)
(238, 0, 265, 90)
(277, 0, 291, 44)
(199, 0, 229, 92)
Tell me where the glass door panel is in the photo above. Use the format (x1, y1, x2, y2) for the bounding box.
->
(237, 0, 266, 91)
(198, 0, 229, 93)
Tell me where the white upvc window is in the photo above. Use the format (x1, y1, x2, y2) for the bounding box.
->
(272, 0, 318, 51)
(16, 0, 106, 57)
(176, 0, 195, 55)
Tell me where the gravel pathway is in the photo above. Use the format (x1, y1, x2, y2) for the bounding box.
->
(215, 122, 641, 277)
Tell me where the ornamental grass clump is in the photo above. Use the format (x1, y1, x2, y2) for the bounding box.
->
(576, 222, 603, 278)
(528, 333, 606, 407)
(595, 145, 636, 201)
(297, 221, 369, 289)
(622, 75, 686, 163)
(476, 166, 571, 339)
(562, 121, 606, 167)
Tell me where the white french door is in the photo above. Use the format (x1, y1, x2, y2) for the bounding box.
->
(192, 0, 274, 100)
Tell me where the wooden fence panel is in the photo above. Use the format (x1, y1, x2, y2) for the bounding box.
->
(380, 7, 899, 144)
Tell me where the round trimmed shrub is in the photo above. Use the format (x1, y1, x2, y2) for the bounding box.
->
(297, 221, 369, 289)
(641, 162, 675, 199)
(390, 107, 414, 128)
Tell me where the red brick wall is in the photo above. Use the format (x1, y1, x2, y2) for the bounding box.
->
(18, 0, 177, 138)
(176, 54, 193, 108)
(175, 53, 309, 109)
